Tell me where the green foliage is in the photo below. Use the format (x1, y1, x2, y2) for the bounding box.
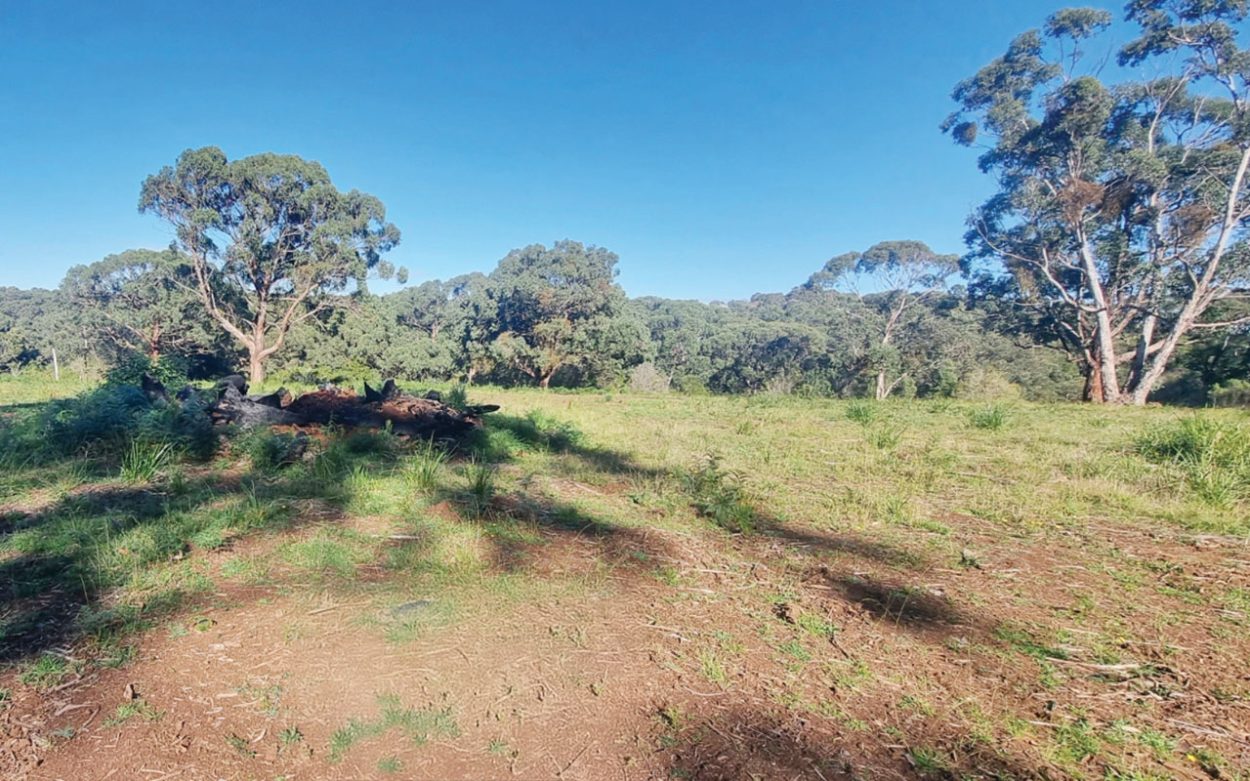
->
(1137, 417, 1250, 506)
(968, 403, 1010, 431)
(463, 459, 497, 516)
(845, 400, 876, 425)
(329, 694, 458, 763)
(682, 455, 755, 533)
(405, 439, 448, 495)
(119, 440, 175, 483)
(241, 430, 306, 472)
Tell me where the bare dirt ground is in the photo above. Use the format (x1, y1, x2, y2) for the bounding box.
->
(6, 492, 1249, 780)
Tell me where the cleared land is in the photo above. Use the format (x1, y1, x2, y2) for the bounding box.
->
(1, 384, 1248, 780)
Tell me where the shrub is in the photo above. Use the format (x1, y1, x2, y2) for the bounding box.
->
(242, 430, 307, 472)
(1211, 379, 1250, 408)
(405, 439, 448, 494)
(627, 362, 670, 393)
(682, 455, 755, 533)
(119, 440, 175, 483)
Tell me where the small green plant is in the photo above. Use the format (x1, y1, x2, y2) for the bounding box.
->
(968, 403, 1010, 431)
(1137, 416, 1250, 506)
(445, 383, 469, 412)
(18, 654, 71, 690)
(845, 400, 877, 425)
(464, 458, 497, 516)
(405, 439, 448, 495)
(279, 726, 304, 746)
(119, 439, 175, 482)
(378, 756, 403, 773)
(243, 430, 306, 472)
(226, 733, 256, 757)
(103, 698, 162, 727)
(907, 746, 949, 776)
(329, 694, 458, 763)
(865, 422, 906, 450)
(682, 455, 755, 533)
(698, 649, 728, 686)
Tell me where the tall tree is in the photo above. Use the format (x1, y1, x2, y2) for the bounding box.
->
(808, 241, 958, 399)
(486, 241, 634, 388)
(945, 4, 1250, 403)
(139, 147, 401, 384)
(61, 248, 212, 363)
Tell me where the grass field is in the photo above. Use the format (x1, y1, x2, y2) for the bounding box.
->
(1, 379, 1248, 779)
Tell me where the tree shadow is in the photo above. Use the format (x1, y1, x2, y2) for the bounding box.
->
(665, 705, 1047, 781)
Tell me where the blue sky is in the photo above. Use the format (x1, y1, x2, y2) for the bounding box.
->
(1, 0, 1130, 300)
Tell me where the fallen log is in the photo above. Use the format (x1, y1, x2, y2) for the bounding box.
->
(210, 378, 493, 439)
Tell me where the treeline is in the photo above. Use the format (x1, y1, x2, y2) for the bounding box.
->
(1, 236, 1243, 403)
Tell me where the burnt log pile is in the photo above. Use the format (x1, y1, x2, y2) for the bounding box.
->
(146, 374, 499, 439)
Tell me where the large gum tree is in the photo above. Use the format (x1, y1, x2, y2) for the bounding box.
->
(945, 2, 1250, 403)
(139, 147, 401, 385)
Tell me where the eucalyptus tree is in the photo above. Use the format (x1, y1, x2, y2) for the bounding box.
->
(945, 3, 1250, 403)
(486, 241, 634, 388)
(60, 249, 213, 364)
(808, 241, 959, 399)
(139, 147, 401, 384)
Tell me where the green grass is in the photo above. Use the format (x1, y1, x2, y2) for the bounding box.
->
(2, 379, 1250, 780)
(328, 694, 458, 762)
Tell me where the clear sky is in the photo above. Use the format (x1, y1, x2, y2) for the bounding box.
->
(0, 0, 1130, 300)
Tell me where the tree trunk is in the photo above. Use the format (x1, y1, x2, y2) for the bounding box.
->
(539, 371, 553, 390)
(874, 370, 887, 401)
(248, 348, 266, 387)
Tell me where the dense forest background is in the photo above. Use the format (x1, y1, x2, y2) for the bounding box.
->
(1, 236, 1245, 405)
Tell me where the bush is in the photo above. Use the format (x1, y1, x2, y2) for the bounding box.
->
(627, 362, 670, 393)
(845, 400, 877, 426)
(241, 430, 307, 472)
(682, 455, 755, 533)
(1212, 379, 1250, 408)
(957, 368, 1023, 401)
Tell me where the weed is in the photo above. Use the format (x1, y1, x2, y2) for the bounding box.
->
(698, 649, 728, 686)
(405, 439, 448, 495)
(329, 694, 458, 762)
(18, 654, 71, 689)
(1137, 416, 1250, 506)
(845, 400, 877, 425)
(378, 756, 402, 773)
(226, 733, 256, 757)
(120, 440, 174, 482)
(464, 458, 497, 516)
(279, 726, 303, 746)
(103, 698, 162, 727)
(866, 422, 906, 450)
(682, 455, 755, 533)
(968, 403, 1011, 431)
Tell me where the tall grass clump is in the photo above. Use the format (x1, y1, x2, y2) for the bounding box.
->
(405, 439, 448, 495)
(241, 429, 307, 472)
(1136, 416, 1250, 507)
(463, 458, 497, 516)
(119, 440, 175, 483)
(968, 403, 1011, 431)
(845, 400, 877, 426)
(682, 455, 755, 534)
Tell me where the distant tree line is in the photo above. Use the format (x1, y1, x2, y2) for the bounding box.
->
(3, 2, 1249, 405)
